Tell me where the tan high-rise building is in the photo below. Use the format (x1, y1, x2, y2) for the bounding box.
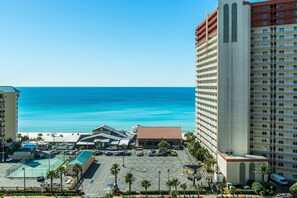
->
(0, 86, 20, 146)
(196, 0, 297, 183)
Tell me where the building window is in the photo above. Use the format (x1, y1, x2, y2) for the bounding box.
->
(279, 28, 284, 32)
(278, 20, 285, 25)
(223, 4, 229, 43)
(294, 150, 297, 153)
(263, 36, 268, 41)
(294, 27, 297, 31)
(279, 156, 283, 159)
(278, 148, 283, 152)
(232, 3, 237, 42)
(262, 14, 268, 19)
(293, 175, 297, 179)
(262, 7, 268, 11)
(295, 35, 297, 39)
(263, 29, 267, 33)
(278, 12, 285, 17)
(279, 35, 284, 40)
(262, 139, 267, 142)
(279, 140, 283, 144)
(278, 4, 284, 9)
(262, 132, 267, 135)
(279, 125, 284, 129)
(294, 142, 297, 145)
(279, 133, 283, 136)
(278, 163, 283, 167)
(262, 21, 268, 26)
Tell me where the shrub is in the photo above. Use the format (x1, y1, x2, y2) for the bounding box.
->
(252, 182, 265, 195)
(289, 182, 297, 198)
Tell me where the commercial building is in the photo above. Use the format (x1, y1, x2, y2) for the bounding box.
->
(66, 151, 95, 176)
(136, 126, 182, 149)
(195, 0, 297, 182)
(0, 86, 20, 146)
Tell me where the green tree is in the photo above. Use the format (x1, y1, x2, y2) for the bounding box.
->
(141, 179, 151, 197)
(36, 133, 43, 141)
(158, 140, 170, 153)
(180, 183, 187, 198)
(184, 132, 196, 143)
(46, 170, 57, 193)
(254, 163, 271, 183)
(217, 182, 226, 198)
(289, 182, 297, 198)
(17, 133, 22, 141)
(110, 163, 121, 190)
(21, 135, 29, 142)
(195, 183, 202, 198)
(204, 157, 216, 172)
(166, 179, 174, 193)
(229, 187, 236, 197)
(124, 172, 135, 195)
(72, 163, 83, 194)
(171, 178, 180, 190)
(55, 166, 66, 194)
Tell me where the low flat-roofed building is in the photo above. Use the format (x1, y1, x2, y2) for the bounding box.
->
(136, 126, 182, 149)
(217, 151, 269, 185)
(66, 150, 95, 176)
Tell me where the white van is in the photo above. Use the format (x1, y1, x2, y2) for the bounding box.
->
(270, 173, 289, 185)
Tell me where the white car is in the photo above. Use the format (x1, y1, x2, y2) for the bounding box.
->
(5, 157, 13, 162)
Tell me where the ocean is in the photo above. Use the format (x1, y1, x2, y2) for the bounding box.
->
(17, 87, 195, 133)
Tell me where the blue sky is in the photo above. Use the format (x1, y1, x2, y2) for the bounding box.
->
(0, 0, 217, 87)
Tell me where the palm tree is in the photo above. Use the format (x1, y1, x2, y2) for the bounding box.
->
(180, 183, 187, 198)
(204, 157, 216, 172)
(110, 163, 121, 190)
(158, 140, 170, 153)
(166, 179, 174, 193)
(141, 179, 151, 197)
(55, 166, 66, 194)
(46, 170, 57, 193)
(72, 163, 83, 194)
(195, 183, 202, 198)
(124, 172, 135, 195)
(17, 133, 22, 141)
(217, 182, 226, 198)
(184, 132, 196, 143)
(171, 178, 180, 190)
(254, 162, 271, 183)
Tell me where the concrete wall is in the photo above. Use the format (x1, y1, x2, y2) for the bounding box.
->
(217, 0, 251, 155)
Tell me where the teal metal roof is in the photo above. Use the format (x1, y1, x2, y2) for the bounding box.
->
(67, 151, 93, 165)
(0, 86, 20, 93)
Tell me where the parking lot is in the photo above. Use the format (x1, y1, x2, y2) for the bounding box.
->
(82, 149, 206, 197)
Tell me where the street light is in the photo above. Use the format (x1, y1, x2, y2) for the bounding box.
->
(22, 167, 26, 194)
(122, 144, 126, 167)
(158, 170, 161, 195)
(167, 169, 170, 182)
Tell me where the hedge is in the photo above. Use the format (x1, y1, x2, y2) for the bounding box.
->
(0, 190, 77, 196)
(121, 189, 207, 196)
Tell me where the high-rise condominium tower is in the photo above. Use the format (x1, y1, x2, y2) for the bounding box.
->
(195, 0, 297, 182)
(0, 86, 20, 147)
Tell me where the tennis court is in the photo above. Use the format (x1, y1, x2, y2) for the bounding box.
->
(7, 157, 64, 178)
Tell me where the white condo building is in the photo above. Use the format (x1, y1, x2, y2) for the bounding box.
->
(196, 0, 297, 183)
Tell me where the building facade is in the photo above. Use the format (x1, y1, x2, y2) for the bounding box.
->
(195, 0, 297, 181)
(0, 86, 20, 147)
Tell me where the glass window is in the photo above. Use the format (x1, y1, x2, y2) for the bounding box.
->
(223, 4, 229, 43)
(278, 4, 284, 9)
(279, 28, 284, 32)
(232, 3, 237, 42)
(278, 20, 285, 24)
(262, 21, 268, 26)
(262, 14, 267, 19)
(263, 29, 267, 33)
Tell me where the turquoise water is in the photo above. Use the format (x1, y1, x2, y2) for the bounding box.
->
(17, 87, 195, 132)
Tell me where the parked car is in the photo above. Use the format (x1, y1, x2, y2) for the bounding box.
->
(270, 173, 288, 185)
(148, 150, 155, 156)
(124, 151, 132, 156)
(105, 151, 113, 156)
(93, 151, 103, 156)
(136, 151, 144, 156)
(37, 176, 45, 182)
(5, 157, 13, 162)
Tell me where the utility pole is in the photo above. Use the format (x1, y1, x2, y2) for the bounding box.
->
(158, 170, 161, 195)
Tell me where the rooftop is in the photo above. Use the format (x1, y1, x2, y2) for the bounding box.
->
(0, 86, 20, 93)
(136, 126, 182, 140)
(218, 151, 269, 162)
(67, 151, 93, 165)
